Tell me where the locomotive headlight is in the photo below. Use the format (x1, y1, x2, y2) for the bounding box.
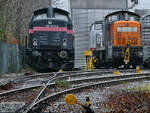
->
(33, 38, 38, 46)
(48, 20, 52, 25)
(63, 38, 67, 47)
(59, 51, 68, 59)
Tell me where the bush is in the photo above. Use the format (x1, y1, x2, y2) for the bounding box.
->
(0, 29, 4, 40)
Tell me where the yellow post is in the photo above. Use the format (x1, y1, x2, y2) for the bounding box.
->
(123, 48, 130, 65)
(113, 69, 120, 76)
(122, 40, 131, 65)
(59, 69, 63, 72)
(84, 50, 93, 71)
(136, 66, 141, 74)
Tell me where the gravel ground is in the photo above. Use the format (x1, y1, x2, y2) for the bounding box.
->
(0, 102, 25, 112)
(46, 80, 150, 113)
(0, 88, 42, 112)
(0, 70, 150, 112)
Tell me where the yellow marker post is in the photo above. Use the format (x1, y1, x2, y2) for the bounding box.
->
(84, 50, 94, 71)
(122, 40, 131, 65)
(59, 69, 63, 72)
(136, 66, 141, 74)
(113, 69, 120, 76)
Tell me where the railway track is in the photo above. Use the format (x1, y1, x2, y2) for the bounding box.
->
(0, 70, 81, 93)
(0, 69, 137, 96)
(0, 69, 147, 112)
(7, 70, 147, 113)
(11, 69, 136, 83)
(12, 70, 80, 84)
(0, 69, 135, 93)
(25, 74, 150, 113)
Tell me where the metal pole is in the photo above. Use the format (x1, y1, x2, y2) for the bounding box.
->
(126, 0, 128, 10)
(28, 72, 60, 110)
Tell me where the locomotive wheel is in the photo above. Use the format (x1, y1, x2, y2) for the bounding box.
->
(124, 64, 130, 69)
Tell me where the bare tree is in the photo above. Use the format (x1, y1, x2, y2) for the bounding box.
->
(0, 0, 51, 45)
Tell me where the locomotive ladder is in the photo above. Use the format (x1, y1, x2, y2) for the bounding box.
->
(122, 40, 131, 65)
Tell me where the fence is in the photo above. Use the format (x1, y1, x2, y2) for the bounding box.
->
(0, 42, 21, 74)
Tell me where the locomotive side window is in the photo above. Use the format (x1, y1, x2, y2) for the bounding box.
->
(94, 24, 102, 30)
(129, 16, 135, 21)
(117, 27, 122, 32)
(127, 27, 132, 32)
(34, 13, 48, 20)
(54, 13, 68, 21)
(112, 15, 118, 21)
(108, 15, 118, 22)
(117, 27, 138, 32)
(133, 27, 138, 32)
(128, 14, 140, 21)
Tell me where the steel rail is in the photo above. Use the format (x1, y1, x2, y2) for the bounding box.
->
(11, 70, 81, 84)
(51, 69, 136, 82)
(1, 69, 134, 95)
(0, 71, 145, 98)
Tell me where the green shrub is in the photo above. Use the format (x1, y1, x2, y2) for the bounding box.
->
(56, 80, 72, 89)
(0, 29, 4, 40)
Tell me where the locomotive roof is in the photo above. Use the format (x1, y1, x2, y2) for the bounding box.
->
(33, 7, 69, 15)
(142, 14, 150, 19)
(91, 21, 103, 26)
(105, 10, 140, 19)
(94, 21, 103, 24)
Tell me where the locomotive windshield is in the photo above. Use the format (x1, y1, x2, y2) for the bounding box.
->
(54, 12, 69, 21)
(105, 11, 140, 22)
(117, 27, 138, 32)
(94, 24, 102, 30)
(108, 15, 118, 22)
(34, 13, 48, 20)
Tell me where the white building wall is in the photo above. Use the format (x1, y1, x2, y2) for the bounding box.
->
(52, 0, 71, 12)
(73, 9, 116, 68)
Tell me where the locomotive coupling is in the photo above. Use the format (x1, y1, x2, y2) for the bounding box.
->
(65, 94, 94, 113)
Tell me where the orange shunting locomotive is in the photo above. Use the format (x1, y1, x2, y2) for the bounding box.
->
(110, 21, 141, 47)
(90, 11, 143, 68)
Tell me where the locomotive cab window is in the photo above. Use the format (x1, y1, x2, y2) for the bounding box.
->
(108, 15, 118, 22)
(94, 24, 102, 30)
(117, 27, 138, 32)
(133, 27, 138, 32)
(129, 16, 135, 21)
(33, 13, 48, 20)
(54, 13, 69, 21)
